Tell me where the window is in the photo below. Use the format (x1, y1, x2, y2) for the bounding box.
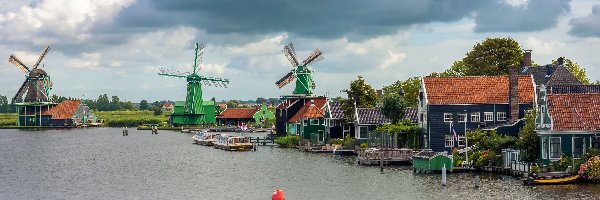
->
(303, 119, 309, 126)
(542, 137, 548, 159)
(457, 136, 466, 147)
(471, 112, 480, 122)
(592, 137, 600, 149)
(458, 114, 466, 122)
(497, 112, 507, 121)
(573, 137, 584, 159)
(541, 106, 546, 114)
(550, 137, 561, 159)
(484, 112, 494, 122)
(358, 126, 368, 139)
(310, 119, 319, 125)
(444, 113, 453, 122)
(445, 135, 454, 147)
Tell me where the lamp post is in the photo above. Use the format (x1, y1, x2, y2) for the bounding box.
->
(465, 109, 469, 167)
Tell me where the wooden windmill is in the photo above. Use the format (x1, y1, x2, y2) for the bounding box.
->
(8, 45, 53, 103)
(276, 42, 323, 96)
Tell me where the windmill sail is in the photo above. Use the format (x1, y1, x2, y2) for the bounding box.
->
(32, 45, 50, 69)
(301, 49, 322, 66)
(9, 55, 30, 73)
(275, 71, 296, 88)
(283, 44, 300, 68)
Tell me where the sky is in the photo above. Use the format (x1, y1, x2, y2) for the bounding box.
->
(1, 0, 600, 103)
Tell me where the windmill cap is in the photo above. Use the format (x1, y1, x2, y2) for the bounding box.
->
(29, 68, 47, 77)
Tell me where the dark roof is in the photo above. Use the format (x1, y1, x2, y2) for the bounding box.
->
(548, 85, 600, 94)
(423, 75, 534, 105)
(520, 65, 581, 86)
(217, 108, 258, 119)
(546, 66, 582, 86)
(403, 107, 418, 123)
(356, 108, 390, 125)
(547, 93, 600, 131)
(328, 102, 344, 119)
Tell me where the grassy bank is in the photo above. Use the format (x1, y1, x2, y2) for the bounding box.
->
(0, 113, 17, 126)
(96, 110, 169, 127)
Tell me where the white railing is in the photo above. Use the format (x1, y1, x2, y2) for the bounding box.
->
(510, 161, 530, 173)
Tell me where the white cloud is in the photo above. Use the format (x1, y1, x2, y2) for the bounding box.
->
(525, 37, 564, 55)
(65, 53, 101, 69)
(505, 0, 529, 7)
(378, 50, 407, 69)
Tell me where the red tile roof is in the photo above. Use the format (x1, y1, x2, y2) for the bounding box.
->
(548, 93, 600, 131)
(45, 100, 81, 119)
(162, 102, 173, 108)
(288, 98, 327, 123)
(217, 108, 258, 119)
(423, 75, 534, 105)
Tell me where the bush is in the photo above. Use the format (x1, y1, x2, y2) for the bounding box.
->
(359, 143, 368, 148)
(552, 154, 571, 171)
(328, 138, 343, 145)
(275, 135, 300, 148)
(580, 156, 600, 182)
(453, 150, 464, 167)
(342, 136, 356, 149)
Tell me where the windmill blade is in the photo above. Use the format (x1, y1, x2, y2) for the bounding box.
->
(32, 45, 50, 69)
(308, 55, 324, 66)
(8, 55, 30, 73)
(12, 79, 29, 103)
(283, 43, 299, 68)
(288, 42, 298, 60)
(301, 48, 323, 66)
(275, 71, 296, 88)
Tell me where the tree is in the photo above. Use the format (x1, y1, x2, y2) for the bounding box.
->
(256, 97, 266, 105)
(341, 76, 377, 123)
(442, 61, 468, 77)
(552, 57, 591, 84)
(139, 100, 149, 110)
(517, 109, 539, 162)
(226, 100, 239, 108)
(0, 95, 10, 113)
(96, 94, 110, 111)
(382, 76, 420, 107)
(462, 37, 523, 76)
(381, 94, 406, 124)
(110, 96, 121, 111)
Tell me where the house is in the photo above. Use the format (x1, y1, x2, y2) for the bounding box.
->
(537, 85, 600, 163)
(216, 104, 275, 125)
(354, 107, 391, 142)
(45, 100, 97, 126)
(288, 100, 326, 144)
(162, 101, 174, 111)
(275, 96, 327, 136)
(324, 101, 352, 139)
(418, 68, 535, 152)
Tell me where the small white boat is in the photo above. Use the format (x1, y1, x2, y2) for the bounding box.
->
(214, 134, 255, 151)
(192, 131, 218, 146)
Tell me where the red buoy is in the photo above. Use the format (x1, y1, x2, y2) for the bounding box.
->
(272, 189, 285, 200)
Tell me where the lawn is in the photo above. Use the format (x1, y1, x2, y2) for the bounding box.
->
(0, 113, 17, 126)
(95, 110, 169, 127)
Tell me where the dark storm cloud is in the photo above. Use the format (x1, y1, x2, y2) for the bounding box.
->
(568, 5, 600, 37)
(473, 0, 570, 33)
(116, 0, 489, 39)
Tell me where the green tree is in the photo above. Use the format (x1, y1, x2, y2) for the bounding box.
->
(442, 61, 468, 77)
(341, 76, 377, 123)
(110, 96, 121, 111)
(552, 57, 590, 84)
(226, 100, 239, 108)
(517, 109, 539, 162)
(96, 94, 110, 111)
(382, 76, 420, 107)
(462, 37, 523, 76)
(139, 100, 149, 110)
(0, 95, 10, 113)
(381, 94, 406, 124)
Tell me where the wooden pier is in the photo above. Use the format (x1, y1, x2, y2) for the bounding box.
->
(357, 148, 414, 165)
(247, 136, 275, 146)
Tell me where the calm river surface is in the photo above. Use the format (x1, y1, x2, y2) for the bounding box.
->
(1, 128, 599, 200)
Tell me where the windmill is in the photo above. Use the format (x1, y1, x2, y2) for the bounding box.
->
(9, 45, 53, 103)
(158, 43, 229, 125)
(276, 42, 323, 96)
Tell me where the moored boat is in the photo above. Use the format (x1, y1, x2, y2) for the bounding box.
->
(523, 172, 580, 185)
(192, 131, 218, 146)
(214, 134, 256, 151)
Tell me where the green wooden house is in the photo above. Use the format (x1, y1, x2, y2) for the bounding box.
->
(537, 85, 600, 164)
(288, 100, 326, 144)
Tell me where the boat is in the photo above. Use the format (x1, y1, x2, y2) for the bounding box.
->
(411, 150, 453, 173)
(192, 131, 218, 146)
(214, 134, 256, 151)
(522, 172, 580, 185)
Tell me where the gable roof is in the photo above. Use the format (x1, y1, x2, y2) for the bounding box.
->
(548, 85, 600, 94)
(45, 100, 81, 119)
(217, 108, 258, 119)
(288, 98, 327, 123)
(356, 108, 390, 125)
(423, 75, 534, 105)
(403, 107, 418, 123)
(162, 102, 173, 108)
(546, 66, 582, 86)
(328, 102, 344, 119)
(548, 93, 600, 131)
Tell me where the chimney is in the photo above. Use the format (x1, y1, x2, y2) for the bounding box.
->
(508, 66, 519, 122)
(523, 50, 532, 67)
(557, 57, 564, 66)
(376, 89, 383, 99)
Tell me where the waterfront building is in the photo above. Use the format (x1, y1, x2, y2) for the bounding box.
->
(216, 104, 275, 125)
(287, 100, 326, 143)
(418, 69, 535, 152)
(275, 96, 327, 137)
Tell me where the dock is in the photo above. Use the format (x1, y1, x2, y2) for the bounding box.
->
(357, 148, 414, 165)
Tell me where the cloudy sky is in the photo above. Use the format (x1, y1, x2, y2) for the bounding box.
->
(1, 0, 600, 102)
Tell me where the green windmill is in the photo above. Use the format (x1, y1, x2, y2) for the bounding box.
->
(276, 42, 323, 96)
(158, 43, 229, 126)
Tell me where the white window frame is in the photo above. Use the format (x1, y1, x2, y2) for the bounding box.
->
(445, 135, 454, 147)
(310, 119, 319, 125)
(444, 113, 453, 122)
(471, 112, 480, 122)
(542, 137, 548, 159)
(497, 112, 507, 121)
(484, 112, 494, 122)
(303, 119, 308, 126)
(457, 113, 467, 122)
(573, 137, 584, 159)
(457, 135, 466, 147)
(358, 126, 368, 139)
(549, 137, 561, 160)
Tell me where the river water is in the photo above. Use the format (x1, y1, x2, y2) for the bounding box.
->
(0, 128, 598, 200)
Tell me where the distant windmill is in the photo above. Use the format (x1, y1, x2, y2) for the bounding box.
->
(275, 42, 323, 96)
(9, 45, 53, 103)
